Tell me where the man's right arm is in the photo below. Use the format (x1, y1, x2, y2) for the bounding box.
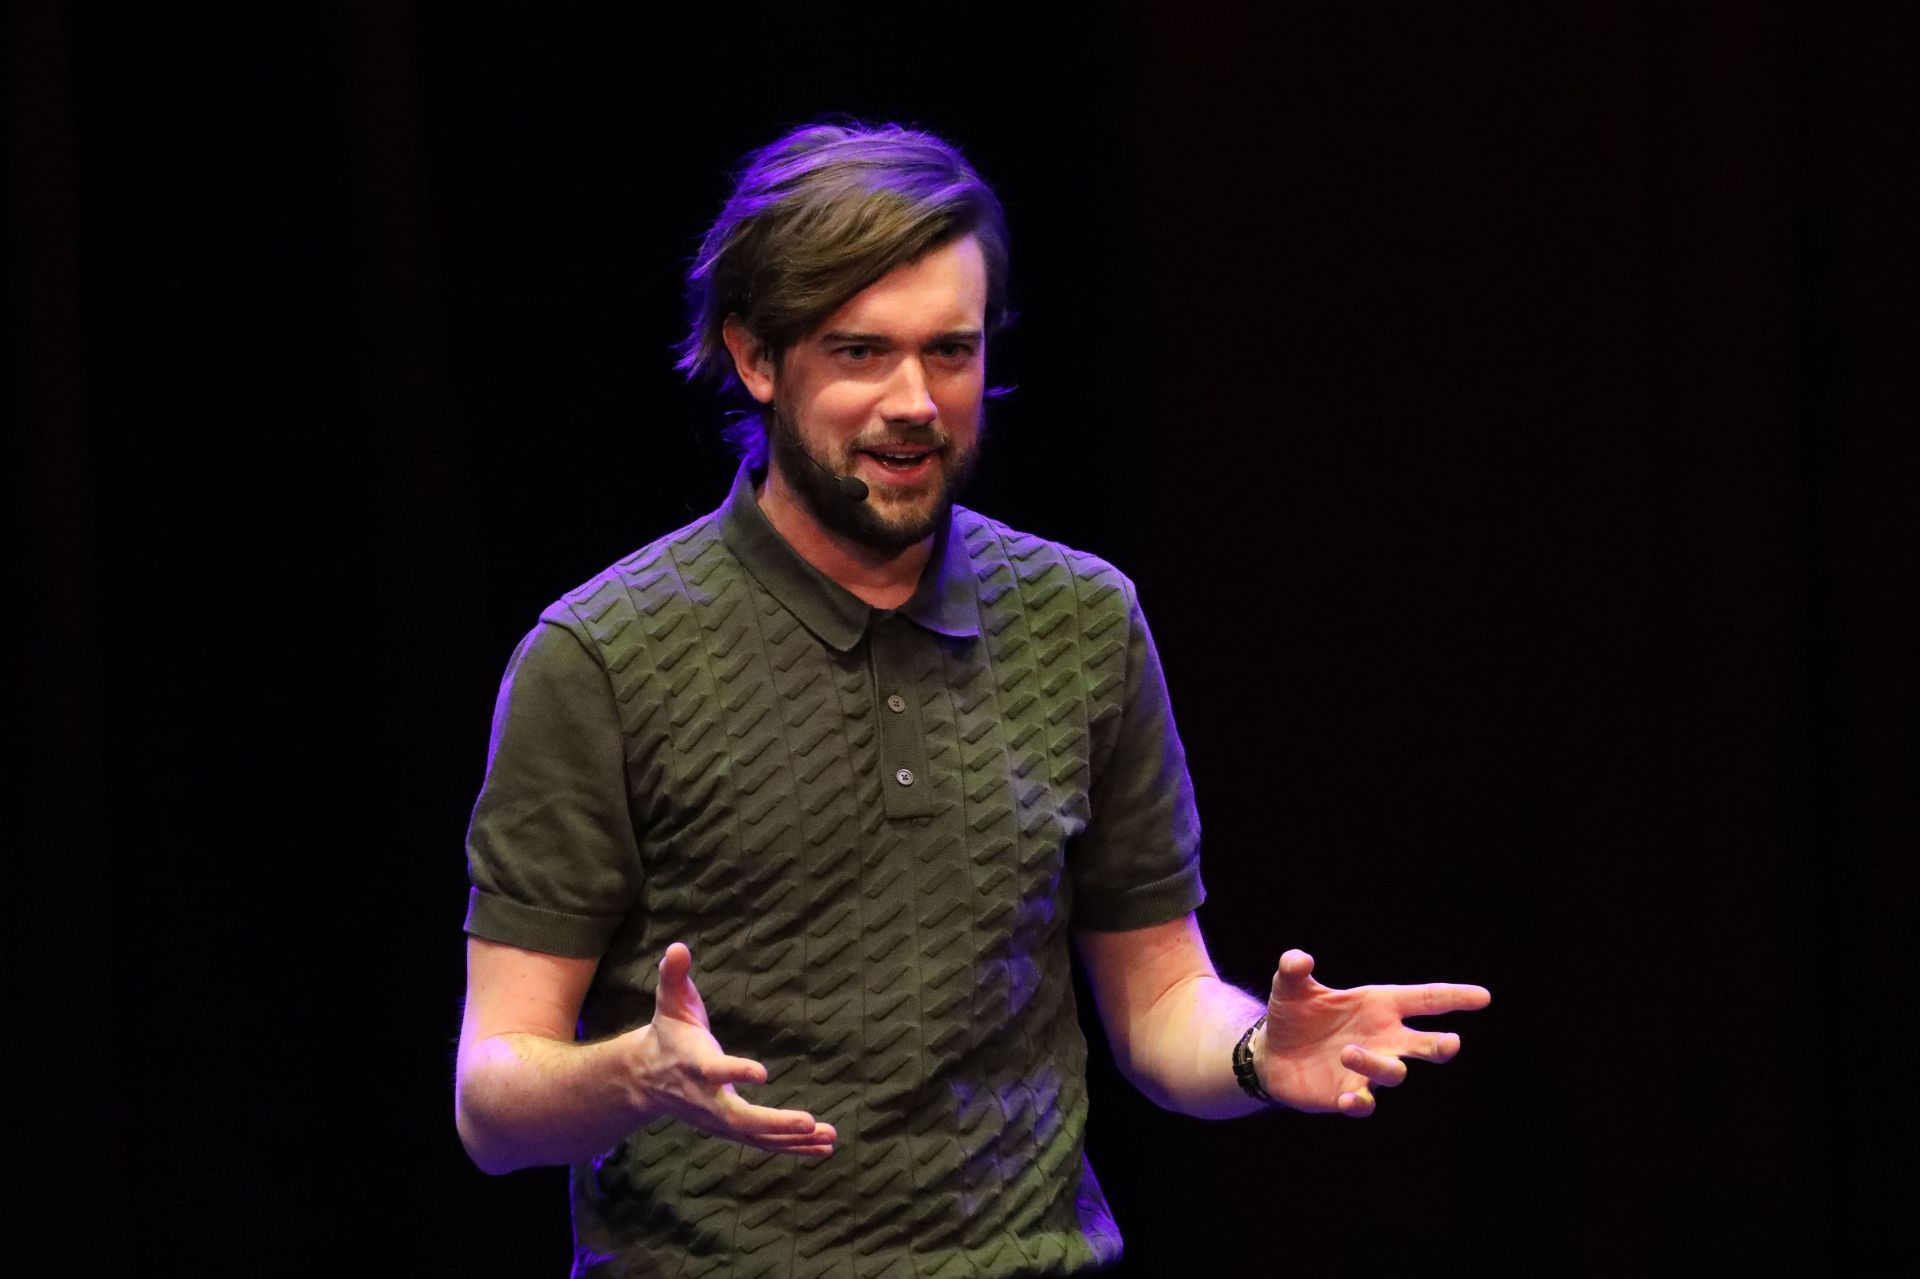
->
(455, 937, 836, 1175)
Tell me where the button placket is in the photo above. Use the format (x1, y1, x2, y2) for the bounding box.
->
(870, 620, 936, 819)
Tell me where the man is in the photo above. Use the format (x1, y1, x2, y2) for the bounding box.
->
(456, 122, 1489, 1277)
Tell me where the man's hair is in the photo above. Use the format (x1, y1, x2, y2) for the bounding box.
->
(677, 121, 1011, 463)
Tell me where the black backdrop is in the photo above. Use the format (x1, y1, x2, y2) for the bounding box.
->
(11, 2, 1915, 1274)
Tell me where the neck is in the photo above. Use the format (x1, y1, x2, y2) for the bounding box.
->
(757, 464, 933, 610)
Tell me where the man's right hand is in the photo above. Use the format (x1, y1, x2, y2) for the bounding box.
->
(456, 935, 833, 1174)
(632, 942, 836, 1157)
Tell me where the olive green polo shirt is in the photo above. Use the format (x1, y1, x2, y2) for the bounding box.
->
(465, 463, 1204, 1278)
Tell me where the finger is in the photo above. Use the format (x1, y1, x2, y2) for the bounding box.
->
(748, 1124, 838, 1150)
(1339, 1044, 1409, 1088)
(1388, 982, 1492, 1017)
(1271, 949, 1326, 1002)
(1396, 1030, 1464, 1064)
(693, 1053, 771, 1088)
(727, 1121, 836, 1156)
(741, 1124, 836, 1158)
(722, 1099, 828, 1138)
(656, 942, 709, 1023)
(1336, 1085, 1376, 1118)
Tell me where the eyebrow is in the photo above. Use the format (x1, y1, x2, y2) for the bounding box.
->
(817, 328, 984, 346)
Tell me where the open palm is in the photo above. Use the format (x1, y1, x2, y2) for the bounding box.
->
(638, 943, 836, 1155)
(1257, 948, 1491, 1117)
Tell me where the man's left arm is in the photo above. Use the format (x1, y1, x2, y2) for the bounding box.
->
(1076, 914, 1491, 1119)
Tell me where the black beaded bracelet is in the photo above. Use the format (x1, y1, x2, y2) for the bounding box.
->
(1232, 1013, 1274, 1103)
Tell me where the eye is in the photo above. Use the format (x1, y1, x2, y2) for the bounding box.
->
(835, 344, 875, 363)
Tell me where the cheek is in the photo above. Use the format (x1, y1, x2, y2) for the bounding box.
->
(798, 382, 881, 434)
(935, 374, 985, 430)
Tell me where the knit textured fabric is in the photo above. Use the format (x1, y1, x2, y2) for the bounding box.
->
(467, 467, 1204, 1277)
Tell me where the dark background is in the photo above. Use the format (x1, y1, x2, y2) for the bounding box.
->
(11, 1, 1915, 1274)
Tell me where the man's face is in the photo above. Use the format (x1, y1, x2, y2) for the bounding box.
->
(744, 235, 989, 552)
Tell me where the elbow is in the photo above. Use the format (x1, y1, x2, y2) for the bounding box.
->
(1107, 1038, 1181, 1115)
(454, 1071, 522, 1176)
(456, 1112, 509, 1177)
(1110, 1028, 1233, 1118)
(1119, 1060, 1182, 1115)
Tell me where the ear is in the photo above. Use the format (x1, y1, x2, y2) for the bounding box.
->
(721, 315, 777, 405)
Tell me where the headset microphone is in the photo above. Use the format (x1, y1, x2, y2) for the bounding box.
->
(798, 444, 869, 502)
(772, 409, 871, 501)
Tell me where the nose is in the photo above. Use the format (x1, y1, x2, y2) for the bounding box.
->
(878, 356, 937, 425)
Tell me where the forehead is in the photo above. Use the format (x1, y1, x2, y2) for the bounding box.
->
(816, 234, 988, 337)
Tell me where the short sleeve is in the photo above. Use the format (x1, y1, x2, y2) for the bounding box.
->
(463, 615, 642, 958)
(1070, 583, 1206, 931)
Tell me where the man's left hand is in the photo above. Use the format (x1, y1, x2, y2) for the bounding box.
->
(1254, 949, 1491, 1117)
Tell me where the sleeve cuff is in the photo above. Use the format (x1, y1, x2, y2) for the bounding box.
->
(1072, 859, 1207, 933)
(462, 887, 626, 959)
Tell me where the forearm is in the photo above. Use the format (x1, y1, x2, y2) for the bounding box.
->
(1119, 974, 1270, 1119)
(455, 1028, 655, 1175)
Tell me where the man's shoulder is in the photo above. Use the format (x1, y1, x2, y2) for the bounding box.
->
(535, 506, 730, 634)
(950, 505, 1136, 603)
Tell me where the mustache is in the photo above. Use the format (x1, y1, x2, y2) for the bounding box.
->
(847, 424, 950, 452)
(765, 405, 952, 456)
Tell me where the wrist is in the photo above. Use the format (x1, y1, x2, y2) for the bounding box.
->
(619, 1024, 667, 1122)
(1232, 1013, 1278, 1106)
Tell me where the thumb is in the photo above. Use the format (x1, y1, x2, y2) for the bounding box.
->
(655, 942, 709, 1026)
(1271, 948, 1324, 1004)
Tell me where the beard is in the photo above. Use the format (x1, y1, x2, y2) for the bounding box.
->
(766, 403, 981, 553)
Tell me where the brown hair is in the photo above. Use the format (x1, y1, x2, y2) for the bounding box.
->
(678, 121, 1011, 460)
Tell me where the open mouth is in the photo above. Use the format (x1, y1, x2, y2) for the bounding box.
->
(856, 446, 942, 479)
(867, 450, 932, 470)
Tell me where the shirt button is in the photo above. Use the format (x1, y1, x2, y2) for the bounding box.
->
(894, 768, 915, 787)
(886, 694, 907, 713)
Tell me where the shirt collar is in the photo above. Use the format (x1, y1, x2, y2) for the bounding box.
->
(899, 504, 981, 640)
(718, 461, 981, 652)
